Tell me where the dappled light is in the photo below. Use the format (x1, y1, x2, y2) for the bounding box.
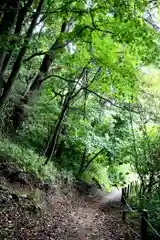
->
(0, 0, 160, 239)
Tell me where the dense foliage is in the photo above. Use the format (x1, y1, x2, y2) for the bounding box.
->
(0, 0, 160, 234)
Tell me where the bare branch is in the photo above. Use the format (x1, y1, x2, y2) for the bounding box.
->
(82, 148, 104, 173)
(143, 17, 160, 31)
(84, 88, 115, 105)
(24, 52, 46, 62)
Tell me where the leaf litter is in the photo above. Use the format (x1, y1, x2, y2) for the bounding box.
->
(0, 166, 140, 240)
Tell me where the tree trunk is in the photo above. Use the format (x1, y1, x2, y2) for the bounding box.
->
(0, 1, 7, 17)
(54, 125, 66, 159)
(54, 140, 65, 159)
(44, 67, 88, 164)
(44, 92, 72, 164)
(0, 0, 44, 114)
(9, 22, 67, 131)
(81, 148, 104, 173)
(0, 0, 20, 71)
(78, 148, 87, 175)
(1, 0, 34, 75)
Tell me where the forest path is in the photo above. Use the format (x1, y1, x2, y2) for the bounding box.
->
(0, 171, 140, 240)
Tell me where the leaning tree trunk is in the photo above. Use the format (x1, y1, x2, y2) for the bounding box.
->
(9, 22, 67, 132)
(44, 66, 87, 163)
(1, 0, 34, 75)
(81, 148, 104, 173)
(44, 92, 72, 164)
(78, 148, 87, 175)
(0, 0, 20, 71)
(54, 125, 66, 159)
(0, 0, 44, 115)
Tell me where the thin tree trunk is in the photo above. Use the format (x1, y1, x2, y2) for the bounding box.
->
(54, 125, 66, 159)
(44, 92, 72, 164)
(81, 148, 104, 173)
(78, 87, 88, 175)
(44, 66, 89, 163)
(1, 0, 34, 75)
(0, 0, 44, 114)
(23, 21, 67, 98)
(0, 0, 20, 71)
(43, 66, 88, 164)
(78, 148, 87, 175)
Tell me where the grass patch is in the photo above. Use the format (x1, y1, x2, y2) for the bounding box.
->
(0, 137, 56, 181)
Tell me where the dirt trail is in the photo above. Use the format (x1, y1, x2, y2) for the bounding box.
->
(0, 173, 140, 240)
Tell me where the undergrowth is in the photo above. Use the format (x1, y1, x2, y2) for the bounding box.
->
(0, 136, 133, 190)
(0, 136, 56, 181)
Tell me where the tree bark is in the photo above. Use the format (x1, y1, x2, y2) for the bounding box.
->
(81, 148, 104, 173)
(0, 0, 20, 71)
(9, 22, 67, 132)
(0, 0, 44, 114)
(43, 66, 89, 163)
(54, 125, 66, 159)
(1, 0, 34, 75)
(78, 148, 87, 175)
(44, 92, 72, 164)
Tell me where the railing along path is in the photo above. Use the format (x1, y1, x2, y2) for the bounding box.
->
(121, 185, 160, 240)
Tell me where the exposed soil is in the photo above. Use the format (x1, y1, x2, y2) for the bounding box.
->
(0, 164, 140, 240)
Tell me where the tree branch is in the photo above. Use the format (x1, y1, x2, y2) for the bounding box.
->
(84, 88, 115, 106)
(41, 74, 77, 84)
(82, 148, 104, 173)
(23, 52, 46, 62)
(74, 25, 115, 38)
(83, 88, 145, 114)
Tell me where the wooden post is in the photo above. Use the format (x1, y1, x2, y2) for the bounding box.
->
(141, 209, 148, 240)
(122, 209, 127, 222)
(121, 187, 126, 204)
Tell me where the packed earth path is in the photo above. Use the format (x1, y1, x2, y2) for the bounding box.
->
(0, 165, 140, 240)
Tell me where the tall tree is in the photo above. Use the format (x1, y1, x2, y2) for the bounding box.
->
(0, 0, 45, 114)
(0, 0, 20, 71)
(9, 21, 68, 131)
(1, 0, 34, 76)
